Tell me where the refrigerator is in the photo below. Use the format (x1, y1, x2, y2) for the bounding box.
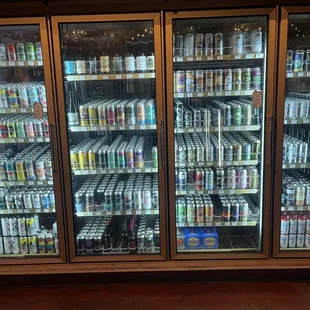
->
(166, 9, 277, 259)
(274, 7, 310, 257)
(0, 17, 66, 264)
(51, 14, 167, 262)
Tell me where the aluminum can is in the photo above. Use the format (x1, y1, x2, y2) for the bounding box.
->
(250, 29, 263, 53)
(205, 33, 213, 56)
(152, 146, 158, 168)
(16, 121, 26, 138)
(35, 42, 43, 61)
(205, 168, 214, 190)
(25, 121, 35, 137)
(16, 160, 25, 181)
(6, 160, 16, 181)
(196, 200, 204, 223)
(230, 200, 240, 222)
(177, 198, 186, 223)
(195, 168, 204, 190)
(296, 234, 305, 248)
(205, 70, 213, 91)
(23, 194, 32, 209)
(98, 146, 108, 169)
(74, 192, 84, 212)
(145, 100, 156, 125)
(25, 160, 36, 181)
(117, 147, 126, 169)
(195, 33, 204, 56)
(78, 149, 88, 170)
(85, 191, 95, 212)
(243, 31, 251, 53)
(306, 234, 310, 248)
(41, 192, 50, 209)
(17, 42, 26, 61)
(1, 218, 10, 236)
(46, 233, 54, 253)
(7, 121, 17, 138)
(36, 159, 46, 180)
(289, 216, 297, 234)
(32, 193, 41, 209)
(280, 233, 288, 248)
(174, 35, 184, 57)
(233, 68, 242, 91)
(216, 167, 225, 190)
(239, 201, 249, 222)
(293, 50, 304, 73)
(136, 101, 146, 125)
(133, 188, 143, 210)
(28, 236, 38, 253)
(242, 68, 251, 90)
(11, 236, 20, 254)
(26, 43, 36, 61)
(9, 217, 18, 236)
(227, 167, 236, 189)
(185, 33, 194, 56)
(3, 237, 12, 254)
(223, 69, 232, 91)
(213, 69, 223, 91)
(0, 44, 6, 60)
(37, 233, 46, 253)
(175, 71, 185, 93)
(251, 67, 262, 90)
(18, 217, 27, 236)
(14, 193, 23, 209)
(185, 70, 194, 93)
(248, 166, 259, 189)
(232, 31, 243, 55)
(27, 216, 37, 236)
(20, 236, 28, 254)
(7, 43, 16, 61)
(222, 201, 231, 222)
(79, 105, 89, 126)
(195, 70, 204, 92)
(98, 105, 107, 126)
(289, 234, 297, 248)
(126, 147, 134, 168)
(88, 105, 97, 126)
(214, 33, 223, 56)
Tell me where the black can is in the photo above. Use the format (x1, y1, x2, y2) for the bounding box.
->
(96, 188, 105, 206)
(76, 233, 85, 255)
(230, 200, 240, 222)
(85, 233, 94, 255)
(93, 233, 103, 254)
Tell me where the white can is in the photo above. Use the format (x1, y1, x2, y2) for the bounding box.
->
(9, 217, 18, 236)
(232, 31, 243, 55)
(288, 234, 296, 248)
(11, 236, 20, 254)
(3, 236, 12, 254)
(0, 237, 4, 254)
(305, 234, 310, 248)
(280, 233, 288, 248)
(281, 217, 289, 234)
(250, 29, 263, 53)
(1, 217, 10, 236)
(289, 217, 297, 234)
(297, 234, 305, 248)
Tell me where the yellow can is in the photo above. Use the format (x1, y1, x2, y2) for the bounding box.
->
(16, 160, 26, 181)
(88, 105, 97, 126)
(78, 149, 88, 170)
(88, 149, 96, 170)
(70, 149, 78, 170)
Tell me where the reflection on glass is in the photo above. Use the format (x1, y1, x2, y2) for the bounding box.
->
(173, 17, 267, 253)
(59, 21, 160, 256)
(0, 25, 59, 257)
(280, 14, 310, 251)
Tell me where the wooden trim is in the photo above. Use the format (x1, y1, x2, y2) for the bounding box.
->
(51, 13, 167, 262)
(0, 16, 66, 265)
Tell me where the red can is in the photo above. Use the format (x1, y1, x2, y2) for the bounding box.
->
(195, 168, 205, 190)
(289, 213, 297, 235)
(43, 119, 49, 137)
(7, 43, 17, 61)
(116, 102, 125, 126)
(0, 121, 8, 139)
(107, 103, 115, 125)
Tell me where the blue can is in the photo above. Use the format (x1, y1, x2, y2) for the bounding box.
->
(41, 192, 50, 209)
(29, 85, 39, 106)
(64, 60, 76, 75)
(145, 99, 156, 125)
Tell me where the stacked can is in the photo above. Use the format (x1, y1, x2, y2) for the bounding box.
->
(173, 29, 262, 57)
(283, 134, 308, 164)
(280, 213, 310, 249)
(284, 93, 310, 121)
(137, 217, 160, 254)
(282, 171, 310, 206)
(286, 49, 310, 73)
(77, 99, 156, 127)
(0, 82, 46, 108)
(0, 42, 42, 62)
(174, 67, 261, 93)
(0, 185, 55, 210)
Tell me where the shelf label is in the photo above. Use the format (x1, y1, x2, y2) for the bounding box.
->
(246, 54, 254, 59)
(234, 55, 241, 59)
(103, 75, 109, 80)
(29, 138, 34, 142)
(91, 75, 97, 80)
(28, 61, 34, 66)
(196, 57, 202, 61)
(116, 74, 122, 79)
(138, 73, 145, 78)
(197, 92, 203, 97)
(207, 56, 213, 60)
(225, 91, 232, 96)
(217, 56, 223, 60)
(10, 139, 15, 143)
(187, 93, 193, 97)
(9, 61, 15, 66)
(207, 92, 213, 97)
(18, 61, 24, 66)
(298, 72, 304, 77)
(307, 72, 310, 77)
(287, 72, 293, 78)
(21, 109, 26, 113)
(187, 57, 193, 61)
(38, 61, 43, 66)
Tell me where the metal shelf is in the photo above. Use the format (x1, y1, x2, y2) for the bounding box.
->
(66, 72, 155, 81)
(174, 125, 261, 133)
(76, 209, 159, 217)
(282, 163, 310, 169)
(176, 189, 258, 195)
(0, 137, 50, 144)
(70, 124, 157, 132)
(0, 107, 47, 114)
(281, 247, 310, 251)
(281, 205, 310, 212)
(73, 167, 158, 175)
(284, 118, 310, 125)
(286, 71, 310, 78)
(175, 160, 258, 168)
(0, 253, 58, 258)
(176, 221, 258, 227)
(0, 60, 43, 67)
(178, 235, 258, 252)
(174, 90, 254, 99)
(0, 208, 56, 215)
(173, 53, 264, 63)
(0, 180, 53, 187)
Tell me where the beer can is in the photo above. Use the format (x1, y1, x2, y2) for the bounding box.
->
(28, 236, 38, 253)
(18, 217, 27, 236)
(88, 149, 96, 170)
(3, 236, 13, 254)
(26, 216, 37, 236)
(36, 159, 46, 180)
(196, 201, 204, 223)
(195, 70, 204, 92)
(175, 71, 185, 93)
(214, 33, 223, 56)
(175, 35, 184, 57)
(41, 192, 50, 209)
(251, 67, 262, 90)
(14, 193, 23, 209)
(280, 233, 288, 248)
(7, 121, 17, 138)
(242, 68, 251, 90)
(239, 201, 249, 222)
(79, 105, 89, 126)
(152, 146, 158, 168)
(213, 69, 223, 91)
(134, 188, 143, 210)
(136, 101, 146, 125)
(195, 33, 204, 56)
(20, 236, 29, 254)
(25, 121, 35, 137)
(6, 160, 16, 181)
(23, 194, 32, 209)
(98, 105, 107, 126)
(26, 42, 36, 61)
(205, 70, 213, 91)
(185, 70, 194, 93)
(25, 160, 36, 181)
(250, 29, 263, 53)
(29, 85, 39, 106)
(16, 43, 26, 61)
(16, 160, 26, 181)
(12, 236, 20, 254)
(74, 192, 84, 212)
(9, 217, 18, 236)
(222, 201, 231, 222)
(227, 167, 236, 189)
(185, 33, 194, 56)
(78, 149, 88, 170)
(230, 200, 240, 222)
(16, 121, 26, 138)
(46, 233, 55, 253)
(145, 100, 156, 125)
(289, 234, 296, 248)
(88, 105, 97, 126)
(0, 44, 6, 60)
(7, 43, 17, 61)
(35, 42, 43, 61)
(205, 33, 213, 56)
(223, 69, 232, 91)
(232, 31, 243, 55)
(233, 68, 242, 91)
(1, 218, 10, 236)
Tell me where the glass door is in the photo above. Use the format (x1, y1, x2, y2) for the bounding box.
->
(52, 14, 166, 261)
(274, 9, 310, 257)
(0, 18, 65, 262)
(166, 9, 276, 258)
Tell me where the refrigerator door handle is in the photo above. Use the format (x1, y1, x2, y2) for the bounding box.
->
(160, 120, 164, 170)
(49, 124, 58, 173)
(268, 116, 274, 167)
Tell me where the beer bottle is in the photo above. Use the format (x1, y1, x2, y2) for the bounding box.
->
(120, 220, 128, 252)
(88, 42, 97, 74)
(112, 42, 123, 74)
(100, 37, 110, 74)
(146, 40, 155, 73)
(125, 41, 135, 73)
(103, 222, 111, 252)
(136, 41, 146, 73)
(128, 225, 137, 253)
(76, 46, 86, 75)
(67, 92, 79, 126)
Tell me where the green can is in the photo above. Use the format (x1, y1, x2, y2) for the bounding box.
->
(152, 146, 158, 168)
(16, 43, 26, 61)
(242, 68, 251, 90)
(16, 121, 26, 138)
(233, 68, 242, 91)
(242, 103, 253, 125)
(251, 138, 261, 160)
(177, 197, 186, 223)
(26, 42, 36, 61)
(233, 104, 242, 126)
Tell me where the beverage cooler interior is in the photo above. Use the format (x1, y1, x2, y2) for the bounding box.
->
(172, 17, 266, 253)
(281, 14, 310, 251)
(59, 21, 160, 256)
(0, 25, 59, 257)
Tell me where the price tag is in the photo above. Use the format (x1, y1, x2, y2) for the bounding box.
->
(116, 74, 122, 79)
(287, 206, 293, 211)
(100, 126, 106, 131)
(298, 72, 304, 77)
(245, 54, 253, 59)
(207, 92, 213, 97)
(225, 91, 232, 96)
(215, 222, 221, 226)
(37, 138, 43, 142)
(256, 53, 264, 59)
(300, 164, 306, 168)
(187, 93, 193, 97)
(136, 169, 141, 172)
(290, 164, 295, 168)
(87, 212, 93, 216)
(292, 119, 297, 124)
(128, 169, 133, 173)
(91, 75, 97, 80)
(187, 57, 193, 61)
(176, 57, 183, 62)
(231, 222, 237, 226)
(21, 109, 26, 113)
(9, 182, 15, 186)
(0, 61, 5, 66)
(287, 72, 293, 78)
(136, 210, 141, 215)
(129, 125, 134, 130)
(145, 168, 150, 172)
(138, 73, 145, 78)
(117, 169, 123, 173)
(198, 223, 204, 227)
(0, 109, 4, 113)
(197, 92, 203, 97)
(110, 126, 115, 130)
(38, 61, 43, 66)
(24, 209, 30, 213)
(18, 61, 24, 66)
(38, 181, 43, 185)
(29, 138, 34, 142)
(235, 91, 241, 95)
(10, 139, 15, 143)
(224, 222, 230, 226)
(119, 126, 125, 130)
(196, 56, 202, 61)
(217, 56, 223, 60)
(305, 119, 310, 123)
(234, 55, 241, 59)
(48, 181, 53, 185)
(151, 73, 155, 78)
(178, 93, 184, 98)
(216, 92, 222, 96)
(103, 75, 108, 80)
(90, 170, 96, 174)
(298, 207, 304, 211)
(80, 76, 86, 80)
(140, 125, 145, 129)
(252, 90, 263, 108)
(29, 181, 34, 185)
(28, 61, 34, 66)
(115, 211, 121, 215)
(8, 210, 14, 214)
(44, 209, 50, 213)
(218, 190, 224, 194)
(9, 61, 15, 66)
(307, 72, 310, 77)
(241, 222, 247, 226)
(126, 210, 132, 215)
(207, 56, 213, 60)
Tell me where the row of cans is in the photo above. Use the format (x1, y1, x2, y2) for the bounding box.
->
(66, 54, 155, 76)
(0, 186, 55, 210)
(174, 68, 261, 93)
(283, 134, 308, 164)
(175, 132, 261, 163)
(173, 29, 263, 57)
(286, 49, 310, 73)
(176, 166, 259, 191)
(0, 215, 40, 237)
(0, 145, 53, 182)
(0, 115, 49, 139)
(282, 171, 310, 206)
(70, 136, 157, 170)
(280, 233, 310, 249)
(76, 216, 160, 255)
(285, 93, 310, 120)
(0, 42, 42, 61)
(75, 174, 159, 213)
(73, 98, 156, 127)
(175, 99, 261, 128)
(0, 82, 47, 108)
